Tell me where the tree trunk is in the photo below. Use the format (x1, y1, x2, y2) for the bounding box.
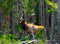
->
(50, 0, 55, 44)
(10, 11, 15, 34)
(45, 3, 50, 40)
(0, 8, 4, 34)
(50, 13, 54, 44)
(57, 0, 60, 44)
(39, 0, 43, 25)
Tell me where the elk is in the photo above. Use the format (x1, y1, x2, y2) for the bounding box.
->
(18, 19, 44, 34)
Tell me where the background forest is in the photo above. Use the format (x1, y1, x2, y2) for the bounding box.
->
(0, 0, 59, 44)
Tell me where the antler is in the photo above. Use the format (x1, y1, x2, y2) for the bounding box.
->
(20, 14, 24, 20)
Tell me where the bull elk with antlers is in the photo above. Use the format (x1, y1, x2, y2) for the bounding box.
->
(18, 19, 44, 34)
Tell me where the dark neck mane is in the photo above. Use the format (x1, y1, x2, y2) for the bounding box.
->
(20, 22, 28, 30)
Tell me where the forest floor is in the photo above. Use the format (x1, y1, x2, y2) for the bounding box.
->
(21, 40, 50, 44)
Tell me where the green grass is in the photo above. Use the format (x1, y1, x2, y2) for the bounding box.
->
(0, 29, 45, 44)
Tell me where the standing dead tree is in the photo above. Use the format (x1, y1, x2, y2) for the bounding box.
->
(0, 8, 4, 34)
(57, 0, 60, 44)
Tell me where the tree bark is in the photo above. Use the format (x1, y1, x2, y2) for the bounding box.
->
(0, 8, 4, 34)
(10, 11, 15, 34)
(39, 0, 43, 25)
(57, 0, 60, 44)
(45, 3, 50, 40)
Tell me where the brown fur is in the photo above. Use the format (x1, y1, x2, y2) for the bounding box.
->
(18, 19, 44, 34)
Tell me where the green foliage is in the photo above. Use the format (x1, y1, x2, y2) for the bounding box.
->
(35, 28, 45, 44)
(38, 40, 45, 44)
(0, 0, 14, 15)
(0, 34, 21, 44)
(21, 0, 38, 15)
(46, 8, 57, 13)
(0, 32, 45, 44)
(35, 28, 45, 40)
(45, 0, 58, 13)
(45, 0, 58, 9)
(21, 35, 30, 41)
(15, 24, 22, 33)
(34, 1, 40, 24)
